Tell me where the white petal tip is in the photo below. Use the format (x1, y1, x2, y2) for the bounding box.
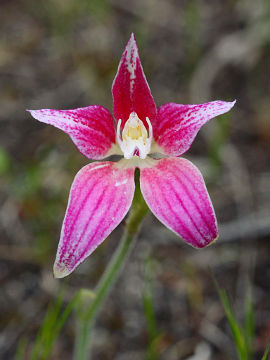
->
(128, 33, 137, 48)
(53, 263, 72, 279)
(227, 99, 236, 109)
(27, 109, 39, 118)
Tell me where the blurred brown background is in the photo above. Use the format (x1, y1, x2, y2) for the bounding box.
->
(0, 0, 270, 359)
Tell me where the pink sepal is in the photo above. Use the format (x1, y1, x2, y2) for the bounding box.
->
(112, 34, 156, 128)
(140, 157, 218, 248)
(155, 100, 236, 156)
(28, 106, 116, 160)
(53, 161, 135, 278)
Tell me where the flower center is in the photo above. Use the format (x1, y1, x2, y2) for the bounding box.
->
(116, 112, 152, 159)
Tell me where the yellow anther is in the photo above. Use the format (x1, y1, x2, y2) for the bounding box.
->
(116, 112, 153, 159)
(122, 113, 147, 141)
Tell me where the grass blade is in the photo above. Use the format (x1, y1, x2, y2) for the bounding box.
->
(28, 287, 80, 360)
(244, 287, 254, 359)
(143, 258, 161, 360)
(261, 343, 270, 360)
(214, 278, 248, 360)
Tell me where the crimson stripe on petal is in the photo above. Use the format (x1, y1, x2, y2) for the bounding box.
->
(78, 183, 127, 263)
(167, 167, 216, 238)
(61, 179, 110, 264)
(140, 157, 218, 248)
(155, 100, 236, 156)
(28, 105, 116, 160)
(169, 162, 215, 235)
(54, 161, 135, 278)
(148, 171, 199, 243)
(63, 166, 108, 245)
(112, 34, 156, 129)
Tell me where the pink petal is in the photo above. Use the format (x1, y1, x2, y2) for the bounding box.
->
(54, 161, 135, 278)
(112, 34, 156, 129)
(140, 157, 218, 248)
(155, 100, 236, 156)
(28, 106, 116, 160)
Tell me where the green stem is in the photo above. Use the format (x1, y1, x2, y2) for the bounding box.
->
(73, 180, 148, 360)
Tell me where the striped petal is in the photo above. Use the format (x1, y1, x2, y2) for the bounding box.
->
(28, 106, 116, 160)
(140, 157, 218, 248)
(54, 161, 135, 278)
(112, 34, 156, 129)
(155, 100, 236, 156)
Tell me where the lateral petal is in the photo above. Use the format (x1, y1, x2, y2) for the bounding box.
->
(54, 161, 135, 278)
(140, 157, 218, 248)
(155, 100, 236, 156)
(112, 34, 156, 129)
(28, 106, 116, 160)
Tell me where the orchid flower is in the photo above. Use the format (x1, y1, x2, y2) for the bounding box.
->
(28, 34, 235, 278)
